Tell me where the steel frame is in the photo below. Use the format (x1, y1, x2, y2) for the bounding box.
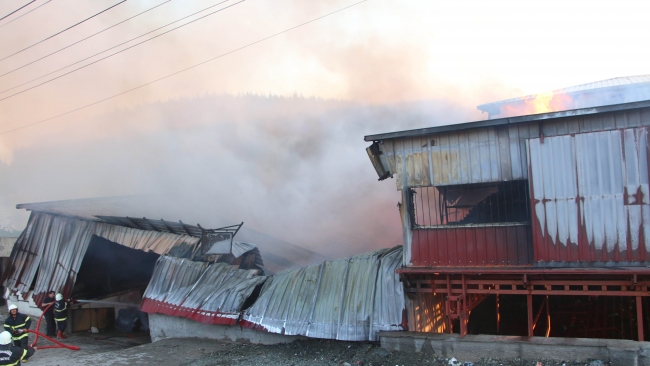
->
(402, 271, 650, 341)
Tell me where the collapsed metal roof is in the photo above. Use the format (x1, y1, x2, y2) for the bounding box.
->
(142, 256, 266, 325)
(241, 246, 405, 341)
(2, 210, 262, 305)
(3, 212, 201, 302)
(15, 197, 329, 274)
(141, 246, 405, 341)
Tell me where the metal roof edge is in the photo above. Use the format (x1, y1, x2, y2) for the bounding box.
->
(476, 80, 650, 110)
(363, 99, 650, 141)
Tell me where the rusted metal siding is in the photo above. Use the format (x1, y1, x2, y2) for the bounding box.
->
(241, 246, 404, 341)
(380, 125, 537, 189)
(141, 256, 266, 325)
(4, 212, 201, 305)
(540, 107, 650, 138)
(528, 127, 650, 264)
(409, 226, 533, 267)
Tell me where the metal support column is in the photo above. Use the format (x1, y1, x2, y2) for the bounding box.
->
(496, 294, 500, 335)
(637, 296, 644, 342)
(527, 293, 533, 337)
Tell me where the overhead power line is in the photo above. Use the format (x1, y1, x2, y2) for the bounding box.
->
(0, 0, 49, 28)
(0, 0, 369, 136)
(0, 0, 128, 62)
(0, 0, 36, 22)
(0, 0, 238, 97)
(0, 0, 172, 78)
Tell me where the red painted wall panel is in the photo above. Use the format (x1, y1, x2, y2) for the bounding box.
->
(410, 225, 533, 267)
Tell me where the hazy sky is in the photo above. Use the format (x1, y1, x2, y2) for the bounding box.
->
(0, 0, 649, 256)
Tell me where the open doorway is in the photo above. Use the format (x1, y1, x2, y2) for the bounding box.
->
(71, 235, 159, 335)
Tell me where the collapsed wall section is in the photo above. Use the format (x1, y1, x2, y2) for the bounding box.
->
(141, 256, 266, 325)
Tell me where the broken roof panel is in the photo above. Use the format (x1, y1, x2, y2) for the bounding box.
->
(141, 256, 266, 325)
(4, 211, 201, 305)
(241, 246, 405, 341)
(15, 196, 330, 274)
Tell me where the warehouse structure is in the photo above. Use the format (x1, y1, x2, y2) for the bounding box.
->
(366, 99, 650, 341)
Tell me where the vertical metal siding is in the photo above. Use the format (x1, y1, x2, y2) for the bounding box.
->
(528, 127, 650, 263)
(4, 212, 202, 305)
(410, 226, 533, 267)
(381, 126, 530, 189)
(241, 246, 405, 341)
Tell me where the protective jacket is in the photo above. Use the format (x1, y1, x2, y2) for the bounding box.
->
(54, 299, 68, 322)
(3, 314, 30, 342)
(0, 343, 35, 365)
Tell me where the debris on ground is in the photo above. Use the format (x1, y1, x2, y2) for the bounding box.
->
(184, 339, 613, 366)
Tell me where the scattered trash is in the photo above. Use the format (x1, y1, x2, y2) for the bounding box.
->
(90, 326, 99, 334)
(343, 363, 351, 366)
(589, 361, 606, 366)
(449, 357, 460, 366)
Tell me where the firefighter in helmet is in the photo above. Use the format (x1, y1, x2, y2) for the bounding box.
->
(3, 305, 31, 350)
(0, 330, 36, 364)
(54, 294, 68, 339)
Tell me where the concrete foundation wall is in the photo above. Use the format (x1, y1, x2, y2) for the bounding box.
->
(379, 332, 650, 366)
(149, 313, 303, 344)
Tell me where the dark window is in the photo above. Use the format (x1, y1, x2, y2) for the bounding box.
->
(410, 180, 530, 227)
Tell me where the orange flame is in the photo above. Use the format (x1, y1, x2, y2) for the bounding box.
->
(499, 92, 574, 118)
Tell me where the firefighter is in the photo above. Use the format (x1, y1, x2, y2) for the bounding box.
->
(3, 305, 30, 350)
(54, 294, 68, 339)
(0, 331, 36, 365)
(40, 291, 56, 337)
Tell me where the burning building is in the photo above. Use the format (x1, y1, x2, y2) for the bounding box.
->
(1, 197, 325, 332)
(366, 97, 650, 341)
(2, 197, 406, 342)
(477, 74, 650, 119)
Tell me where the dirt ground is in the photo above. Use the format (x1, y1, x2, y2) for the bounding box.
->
(184, 338, 611, 366)
(0, 307, 610, 366)
(24, 336, 612, 366)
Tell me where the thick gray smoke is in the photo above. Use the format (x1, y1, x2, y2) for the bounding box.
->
(0, 94, 473, 258)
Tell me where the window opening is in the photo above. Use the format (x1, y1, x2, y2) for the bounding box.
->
(411, 180, 530, 228)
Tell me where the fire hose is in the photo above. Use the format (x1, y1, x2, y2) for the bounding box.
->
(28, 302, 80, 351)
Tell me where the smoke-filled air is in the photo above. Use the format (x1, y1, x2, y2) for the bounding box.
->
(1, 0, 650, 257)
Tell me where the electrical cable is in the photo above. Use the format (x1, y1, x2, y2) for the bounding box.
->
(0, 0, 51, 29)
(0, 0, 369, 136)
(0, 0, 36, 22)
(0, 0, 128, 62)
(0, 0, 232, 93)
(0, 0, 239, 99)
(0, 0, 172, 77)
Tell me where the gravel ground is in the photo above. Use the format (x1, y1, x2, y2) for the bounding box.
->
(184, 338, 611, 366)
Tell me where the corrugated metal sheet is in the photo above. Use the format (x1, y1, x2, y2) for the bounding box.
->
(141, 256, 266, 325)
(380, 125, 537, 189)
(407, 293, 447, 333)
(410, 226, 532, 267)
(528, 127, 650, 263)
(241, 246, 405, 341)
(372, 108, 650, 193)
(15, 196, 332, 275)
(4, 211, 201, 304)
